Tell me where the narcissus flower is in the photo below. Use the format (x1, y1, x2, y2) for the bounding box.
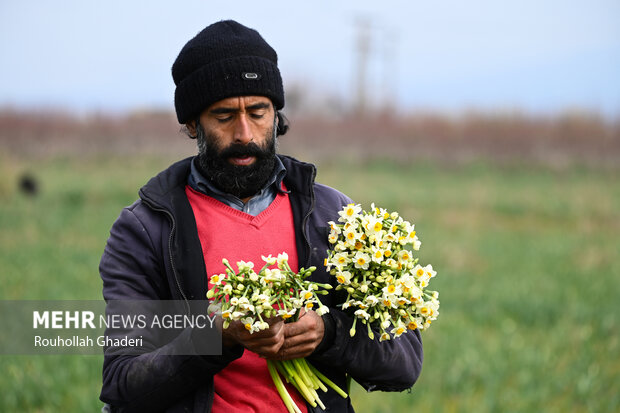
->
(353, 251, 371, 270)
(338, 203, 362, 222)
(335, 271, 352, 285)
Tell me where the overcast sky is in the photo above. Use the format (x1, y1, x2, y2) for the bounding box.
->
(1, 1, 619, 117)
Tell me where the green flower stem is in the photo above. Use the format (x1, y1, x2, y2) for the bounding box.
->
(350, 317, 357, 337)
(307, 363, 349, 399)
(307, 386, 326, 410)
(292, 359, 314, 389)
(366, 322, 375, 340)
(280, 359, 296, 377)
(273, 361, 291, 383)
(281, 360, 317, 407)
(301, 359, 327, 392)
(267, 361, 300, 413)
(278, 359, 326, 410)
(291, 372, 317, 407)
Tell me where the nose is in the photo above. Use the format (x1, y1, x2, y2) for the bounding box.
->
(233, 115, 253, 144)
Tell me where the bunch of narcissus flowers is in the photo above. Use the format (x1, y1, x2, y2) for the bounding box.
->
(325, 203, 440, 341)
(207, 253, 347, 413)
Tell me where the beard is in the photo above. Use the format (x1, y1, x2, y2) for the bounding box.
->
(195, 125, 277, 199)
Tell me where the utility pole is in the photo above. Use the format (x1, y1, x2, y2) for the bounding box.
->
(381, 28, 399, 112)
(354, 17, 371, 115)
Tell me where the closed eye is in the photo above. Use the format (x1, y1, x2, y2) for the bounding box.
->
(215, 115, 233, 123)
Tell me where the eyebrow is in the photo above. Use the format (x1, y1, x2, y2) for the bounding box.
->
(209, 102, 271, 114)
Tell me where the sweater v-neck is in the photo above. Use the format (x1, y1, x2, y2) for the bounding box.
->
(186, 185, 287, 229)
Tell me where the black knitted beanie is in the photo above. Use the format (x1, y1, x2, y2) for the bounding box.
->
(172, 20, 284, 124)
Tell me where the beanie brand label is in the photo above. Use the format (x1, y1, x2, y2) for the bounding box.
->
(242, 72, 261, 80)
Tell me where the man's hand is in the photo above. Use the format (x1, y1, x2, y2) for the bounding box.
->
(275, 309, 325, 360)
(222, 317, 285, 358)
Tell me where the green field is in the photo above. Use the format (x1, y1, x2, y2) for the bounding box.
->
(1, 155, 618, 412)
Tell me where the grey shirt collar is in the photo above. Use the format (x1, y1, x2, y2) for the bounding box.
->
(188, 156, 288, 216)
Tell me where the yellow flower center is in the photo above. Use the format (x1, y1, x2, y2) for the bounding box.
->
(408, 321, 418, 330)
(354, 241, 364, 250)
(387, 284, 396, 294)
(304, 292, 313, 300)
(336, 275, 346, 283)
(244, 323, 252, 331)
(384, 250, 392, 257)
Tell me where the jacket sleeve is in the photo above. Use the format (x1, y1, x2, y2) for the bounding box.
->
(99, 203, 243, 411)
(310, 308, 423, 392)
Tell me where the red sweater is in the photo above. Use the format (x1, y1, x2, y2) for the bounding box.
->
(186, 185, 307, 413)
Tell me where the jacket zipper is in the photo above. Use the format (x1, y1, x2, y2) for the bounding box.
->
(141, 198, 190, 311)
(301, 164, 317, 268)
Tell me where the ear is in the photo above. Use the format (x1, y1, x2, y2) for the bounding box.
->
(276, 111, 289, 136)
(186, 120, 197, 137)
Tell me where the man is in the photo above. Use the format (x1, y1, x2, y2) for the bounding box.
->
(99, 20, 422, 412)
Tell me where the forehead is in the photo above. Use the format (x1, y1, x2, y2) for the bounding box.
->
(208, 95, 272, 110)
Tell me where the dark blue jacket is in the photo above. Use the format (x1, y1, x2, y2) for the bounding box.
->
(99, 155, 423, 412)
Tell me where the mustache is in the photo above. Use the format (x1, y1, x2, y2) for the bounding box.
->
(218, 142, 271, 160)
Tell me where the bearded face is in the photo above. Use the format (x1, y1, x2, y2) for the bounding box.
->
(195, 122, 277, 199)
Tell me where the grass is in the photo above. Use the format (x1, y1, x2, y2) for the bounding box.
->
(1, 154, 618, 412)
